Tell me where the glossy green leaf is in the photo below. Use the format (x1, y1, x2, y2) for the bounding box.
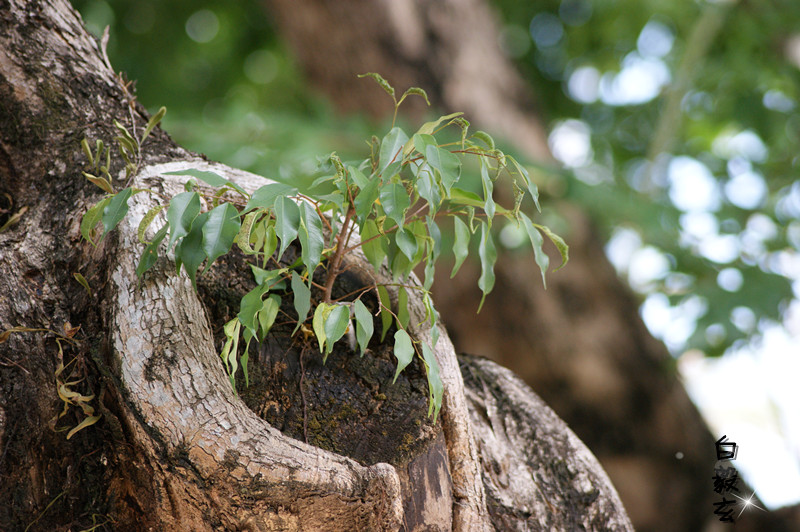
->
(379, 127, 409, 176)
(395, 228, 417, 261)
(298, 201, 324, 269)
(312, 303, 330, 353)
(519, 212, 549, 287)
(81, 197, 111, 246)
(136, 224, 168, 277)
(166, 191, 201, 249)
(416, 165, 442, 213)
(354, 174, 380, 221)
(379, 182, 409, 228)
(257, 294, 281, 342)
(164, 168, 248, 197)
(451, 216, 470, 278)
(174, 211, 208, 288)
(480, 161, 496, 222)
(138, 204, 166, 244)
(202, 203, 241, 269)
(101, 187, 133, 235)
(353, 299, 373, 356)
(249, 264, 285, 286)
(238, 283, 271, 338)
(392, 329, 414, 384)
(323, 304, 350, 355)
(361, 219, 386, 271)
(291, 271, 311, 335)
(348, 165, 370, 189)
(425, 145, 461, 194)
(274, 196, 300, 260)
(421, 342, 443, 421)
(477, 221, 497, 312)
(378, 285, 392, 342)
(403, 112, 463, 155)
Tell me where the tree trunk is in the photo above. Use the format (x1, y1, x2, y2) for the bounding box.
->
(264, 1, 724, 530)
(0, 1, 632, 530)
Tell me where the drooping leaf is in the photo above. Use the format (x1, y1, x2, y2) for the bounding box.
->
(202, 203, 241, 270)
(397, 287, 409, 329)
(480, 160, 496, 223)
(164, 168, 248, 197)
(421, 342, 443, 421)
(83, 172, 114, 194)
(312, 303, 330, 353)
(416, 164, 442, 213)
(403, 113, 464, 155)
(323, 303, 350, 355)
(471, 130, 495, 150)
(291, 271, 311, 335)
(353, 299, 374, 356)
(101, 187, 134, 235)
(298, 201, 324, 269)
(174, 211, 208, 288)
(138, 204, 166, 244)
(451, 216, 471, 278)
(236, 211, 260, 254)
(398, 86, 431, 107)
(166, 191, 201, 249)
(65, 414, 101, 440)
(379, 182, 409, 228)
(361, 219, 386, 271)
(378, 285, 392, 342)
(136, 224, 168, 277)
(354, 173, 380, 222)
(536, 223, 569, 271)
(507, 155, 540, 212)
(395, 227, 417, 261)
(425, 145, 461, 194)
(379, 127, 409, 176)
(519, 212, 550, 287)
(274, 196, 300, 260)
(477, 221, 497, 312)
(245, 183, 298, 212)
(238, 283, 271, 338)
(392, 329, 414, 384)
(81, 197, 111, 245)
(358, 72, 396, 100)
(257, 294, 281, 342)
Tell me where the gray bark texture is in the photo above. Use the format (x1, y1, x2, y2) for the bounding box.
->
(0, 1, 633, 531)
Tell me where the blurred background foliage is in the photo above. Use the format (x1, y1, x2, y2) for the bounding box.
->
(72, 0, 799, 359)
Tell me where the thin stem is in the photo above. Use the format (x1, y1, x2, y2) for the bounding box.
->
(322, 206, 355, 303)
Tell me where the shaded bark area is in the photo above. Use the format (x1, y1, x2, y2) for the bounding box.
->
(263, 1, 721, 530)
(1, 1, 632, 530)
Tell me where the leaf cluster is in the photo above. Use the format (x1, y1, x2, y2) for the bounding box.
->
(80, 75, 568, 421)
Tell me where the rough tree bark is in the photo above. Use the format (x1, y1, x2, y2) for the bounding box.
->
(0, 1, 632, 530)
(263, 1, 724, 531)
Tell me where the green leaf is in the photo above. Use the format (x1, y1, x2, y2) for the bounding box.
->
(358, 72, 396, 100)
(166, 191, 201, 249)
(451, 216, 471, 278)
(257, 294, 281, 342)
(249, 264, 285, 286)
(81, 197, 111, 245)
(312, 303, 330, 353)
(519, 213, 550, 288)
(202, 203, 241, 269)
(298, 201, 324, 269)
(164, 168, 248, 197)
(141, 106, 166, 142)
(508, 155, 540, 212)
(101, 187, 134, 235)
(425, 145, 461, 194)
(416, 164, 442, 213)
(378, 285, 392, 342)
(395, 228, 417, 261)
(245, 183, 298, 212)
(397, 287, 409, 329)
(421, 342, 443, 421)
(83, 172, 114, 194)
(536, 224, 569, 271)
(236, 211, 260, 254)
(323, 304, 350, 355)
(398, 86, 430, 107)
(404, 112, 464, 155)
(348, 165, 370, 189)
(73, 272, 92, 295)
(477, 221, 497, 312)
(471, 130, 495, 150)
(353, 299, 373, 356)
(392, 330, 414, 384)
(361, 219, 386, 271)
(174, 212, 208, 288)
(354, 174, 380, 222)
(136, 224, 168, 277)
(379, 182, 409, 228)
(480, 161, 496, 222)
(138, 204, 166, 244)
(291, 271, 311, 335)
(274, 196, 300, 260)
(379, 127, 409, 176)
(241, 334, 252, 388)
(238, 283, 270, 337)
